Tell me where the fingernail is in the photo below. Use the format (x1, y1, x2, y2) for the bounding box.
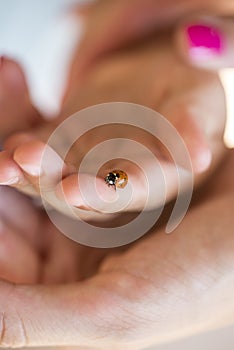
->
(0, 177, 19, 185)
(19, 164, 42, 177)
(185, 24, 225, 61)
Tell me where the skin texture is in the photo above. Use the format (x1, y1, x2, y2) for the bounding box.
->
(0, 151, 233, 348)
(0, 1, 233, 348)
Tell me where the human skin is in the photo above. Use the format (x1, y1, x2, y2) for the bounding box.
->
(0, 32, 226, 219)
(0, 151, 233, 348)
(64, 0, 234, 81)
(0, 60, 233, 349)
(0, 2, 232, 348)
(0, 57, 41, 138)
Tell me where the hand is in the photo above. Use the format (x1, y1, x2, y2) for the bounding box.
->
(65, 0, 234, 78)
(0, 187, 40, 284)
(0, 36, 232, 349)
(176, 17, 234, 70)
(0, 34, 226, 219)
(0, 57, 41, 138)
(0, 78, 120, 287)
(0, 58, 43, 284)
(0, 151, 233, 348)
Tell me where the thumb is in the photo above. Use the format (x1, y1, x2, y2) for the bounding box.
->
(0, 271, 146, 348)
(0, 57, 42, 138)
(175, 17, 234, 70)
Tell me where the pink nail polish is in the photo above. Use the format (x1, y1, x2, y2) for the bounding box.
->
(186, 24, 225, 61)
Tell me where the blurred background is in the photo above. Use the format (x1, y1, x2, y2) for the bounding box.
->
(0, 0, 84, 117)
(0, 0, 233, 349)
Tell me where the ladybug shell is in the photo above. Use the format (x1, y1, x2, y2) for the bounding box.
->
(112, 170, 128, 188)
(105, 170, 128, 189)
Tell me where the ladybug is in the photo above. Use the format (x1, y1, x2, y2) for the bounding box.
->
(105, 170, 128, 189)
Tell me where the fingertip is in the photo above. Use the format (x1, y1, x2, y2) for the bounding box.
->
(13, 140, 46, 176)
(56, 173, 118, 211)
(0, 219, 40, 284)
(175, 18, 234, 70)
(55, 174, 91, 210)
(56, 180, 93, 213)
(0, 56, 28, 92)
(3, 132, 36, 151)
(192, 147, 212, 174)
(160, 98, 214, 175)
(0, 151, 25, 185)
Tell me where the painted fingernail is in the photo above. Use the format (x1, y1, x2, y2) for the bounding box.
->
(186, 24, 225, 61)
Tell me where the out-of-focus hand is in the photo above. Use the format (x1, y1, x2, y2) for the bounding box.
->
(0, 150, 233, 348)
(66, 0, 234, 80)
(0, 57, 41, 138)
(175, 17, 234, 70)
(0, 187, 41, 284)
(0, 34, 226, 218)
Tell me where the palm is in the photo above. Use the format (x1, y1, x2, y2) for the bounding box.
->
(37, 218, 126, 284)
(0, 33, 227, 287)
(0, 191, 121, 284)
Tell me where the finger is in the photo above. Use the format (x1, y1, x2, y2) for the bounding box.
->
(0, 150, 37, 197)
(0, 186, 42, 249)
(0, 151, 44, 251)
(70, 1, 95, 17)
(0, 266, 160, 348)
(160, 97, 214, 174)
(56, 159, 189, 213)
(0, 273, 129, 348)
(13, 139, 69, 189)
(11, 139, 75, 212)
(0, 151, 26, 185)
(41, 221, 80, 284)
(2, 132, 77, 214)
(175, 17, 234, 70)
(57, 72, 227, 214)
(66, 0, 182, 93)
(67, 0, 234, 83)
(159, 69, 226, 176)
(0, 218, 40, 284)
(3, 132, 37, 151)
(67, 0, 182, 84)
(56, 173, 120, 212)
(0, 190, 234, 347)
(0, 57, 42, 138)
